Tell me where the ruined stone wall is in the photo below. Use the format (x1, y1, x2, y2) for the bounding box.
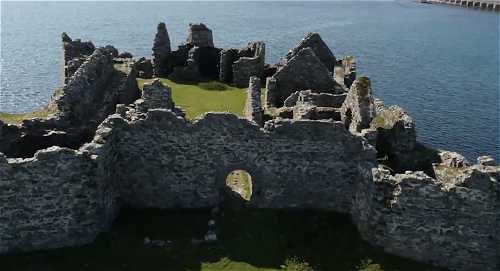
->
(267, 48, 342, 107)
(0, 147, 118, 254)
(101, 109, 375, 212)
(152, 22, 172, 77)
(56, 48, 115, 122)
(186, 23, 214, 48)
(1, 101, 498, 271)
(285, 32, 336, 72)
(351, 167, 499, 271)
(61, 33, 95, 83)
(232, 42, 265, 87)
(244, 77, 263, 126)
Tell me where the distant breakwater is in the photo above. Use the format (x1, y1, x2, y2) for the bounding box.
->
(420, 0, 500, 11)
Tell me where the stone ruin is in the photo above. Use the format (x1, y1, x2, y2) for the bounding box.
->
(151, 22, 264, 87)
(243, 76, 263, 126)
(61, 32, 95, 83)
(1, 23, 499, 271)
(265, 32, 349, 107)
(220, 41, 265, 87)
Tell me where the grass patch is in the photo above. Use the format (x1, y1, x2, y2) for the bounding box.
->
(371, 115, 392, 130)
(0, 208, 445, 271)
(198, 81, 228, 91)
(0, 87, 62, 124)
(138, 78, 248, 120)
(0, 107, 55, 124)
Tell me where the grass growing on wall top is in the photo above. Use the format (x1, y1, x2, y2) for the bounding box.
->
(137, 78, 248, 120)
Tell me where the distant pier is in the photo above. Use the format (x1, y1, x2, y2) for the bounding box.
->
(421, 0, 500, 11)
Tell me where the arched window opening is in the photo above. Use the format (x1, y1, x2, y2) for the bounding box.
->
(225, 170, 253, 201)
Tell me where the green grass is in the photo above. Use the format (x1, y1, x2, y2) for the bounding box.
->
(0, 107, 55, 124)
(0, 208, 444, 271)
(138, 78, 248, 120)
(0, 79, 258, 124)
(198, 82, 229, 91)
(0, 87, 61, 124)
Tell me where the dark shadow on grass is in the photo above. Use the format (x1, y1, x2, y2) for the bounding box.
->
(0, 207, 447, 271)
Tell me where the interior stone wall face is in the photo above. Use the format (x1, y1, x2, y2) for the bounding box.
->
(106, 110, 376, 211)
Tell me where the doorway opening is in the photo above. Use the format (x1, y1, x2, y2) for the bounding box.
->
(225, 169, 253, 201)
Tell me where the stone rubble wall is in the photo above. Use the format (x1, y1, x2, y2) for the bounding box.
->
(0, 47, 141, 159)
(152, 22, 172, 77)
(340, 77, 376, 133)
(1, 24, 499, 271)
(102, 109, 375, 211)
(232, 42, 265, 87)
(266, 48, 343, 107)
(244, 77, 263, 126)
(219, 49, 239, 84)
(351, 166, 500, 271)
(341, 56, 357, 88)
(61, 33, 95, 83)
(186, 23, 214, 48)
(0, 147, 118, 254)
(150, 23, 263, 85)
(0, 103, 498, 271)
(285, 32, 337, 72)
(55, 48, 115, 122)
(284, 90, 347, 108)
(138, 79, 174, 111)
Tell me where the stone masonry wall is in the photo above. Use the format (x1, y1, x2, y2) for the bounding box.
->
(244, 77, 264, 126)
(0, 147, 117, 254)
(103, 109, 376, 212)
(351, 167, 499, 271)
(232, 42, 265, 87)
(0, 102, 498, 271)
(55, 48, 115, 123)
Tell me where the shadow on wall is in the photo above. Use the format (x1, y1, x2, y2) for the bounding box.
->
(0, 207, 445, 271)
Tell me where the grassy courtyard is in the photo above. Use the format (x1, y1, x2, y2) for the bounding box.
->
(0, 208, 443, 271)
(137, 78, 249, 120)
(0, 79, 259, 124)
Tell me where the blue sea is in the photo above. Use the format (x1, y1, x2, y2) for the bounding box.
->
(1, 1, 499, 160)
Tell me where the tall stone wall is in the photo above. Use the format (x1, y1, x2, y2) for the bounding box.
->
(351, 166, 500, 271)
(285, 32, 337, 72)
(55, 48, 115, 122)
(152, 22, 172, 77)
(186, 23, 214, 48)
(219, 49, 238, 83)
(266, 48, 342, 107)
(232, 42, 265, 87)
(341, 77, 376, 133)
(0, 147, 118, 254)
(61, 33, 95, 83)
(244, 77, 263, 126)
(0, 103, 498, 271)
(101, 109, 375, 212)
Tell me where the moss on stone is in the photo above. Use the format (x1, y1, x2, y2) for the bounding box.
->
(371, 115, 392, 129)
